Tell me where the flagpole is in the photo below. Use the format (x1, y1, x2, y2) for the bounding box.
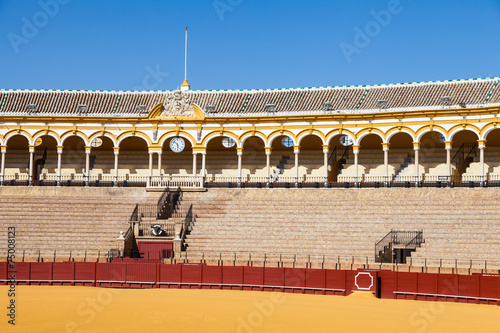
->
(184, 27, 188, 81)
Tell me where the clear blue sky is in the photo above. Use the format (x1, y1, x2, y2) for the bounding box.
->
(1, 0, 500, 91)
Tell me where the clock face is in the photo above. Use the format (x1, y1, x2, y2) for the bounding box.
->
(170, 137, 185, 153)
(222, 137, 236, 148)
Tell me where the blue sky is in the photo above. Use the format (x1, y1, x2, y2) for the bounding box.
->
(1, 0, 500, 91)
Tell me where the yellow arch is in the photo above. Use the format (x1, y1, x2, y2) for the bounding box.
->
(385, 126, 417, 143)
(480, 122, 500, 140)
(117, 131, 153, 146)
(266, 130, 297, 146)
(158, 130, 196, 147)
(355, 128, 386, 145)
(325, 129, 356, 146)
(447, 124, 480, 141)
(201, 130, 241, 147)
(4, 130, 33, 145)
(32, 130, 62, 145)
(296, 129, 327, 145)
(239, 130, 268, 147)
(60, 130, 89, 145)
(88, 131, 118, 146)
(415, 125, 448, 142)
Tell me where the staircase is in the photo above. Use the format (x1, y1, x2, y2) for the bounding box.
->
(375, 230, 424, 263)
(272, 155, 290, 181)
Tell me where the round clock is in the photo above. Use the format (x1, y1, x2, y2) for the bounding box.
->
(222, 137, 236, 148)
(170, 137, 185, 153)
(281, 136, 294, 148)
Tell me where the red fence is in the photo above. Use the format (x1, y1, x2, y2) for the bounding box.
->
(1, 262, 499, 305)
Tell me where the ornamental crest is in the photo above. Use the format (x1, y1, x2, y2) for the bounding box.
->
(160, 90, 195, 117)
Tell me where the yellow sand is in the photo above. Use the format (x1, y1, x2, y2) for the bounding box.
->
(1, 286, 500, 333)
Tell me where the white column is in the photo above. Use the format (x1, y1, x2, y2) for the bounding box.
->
(113, 147, 119, 186)
(323, 145, 329, 186)
(28, 145, 34, 185)
(148, 152, 153, 187)
(445, 141, 452, 178)
(294, 146, 300, 186)
(85, 146, 91, 185)
(201, 152, 206, 187)
(56, 146, 63, 185)
(157, 152, 162, 177)
(237, 148, 243, 185)
(0, 145, 6, 185)
(382, 143, 389, 182)
(353, 145, 360, 183)
(479, 140, 486, 183)
(413, 142, 420, 181)
(265, 147, 271, 184)
(192, 152, 197, 184)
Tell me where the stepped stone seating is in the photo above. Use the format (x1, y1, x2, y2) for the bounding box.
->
(277, 150, 325, 180)
(338, 148, 410, 181)
(0, 187, 160, 260)
(183, 188, 500, 267)
(395, 149, 458, 180)
(464, 146, 500, 180)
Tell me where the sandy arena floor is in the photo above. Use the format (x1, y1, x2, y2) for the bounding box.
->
(1, 286, 500, 332)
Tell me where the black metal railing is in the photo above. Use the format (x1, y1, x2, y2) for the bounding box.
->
(375, 230, 424, 262)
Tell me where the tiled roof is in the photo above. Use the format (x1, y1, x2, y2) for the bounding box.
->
(0, 78, 499, 116)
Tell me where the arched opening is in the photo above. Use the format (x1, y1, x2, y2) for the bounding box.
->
(33, 135, 58, 181)
(119, 137, 149, 177)
(205, 136, 237, 182)
(451, 130, 479, 178)
(418, 131, 446, 178)
(5, 135, 29, 181)
(242, 136, 266, 182)
(484, 128, 500, 180)
(89, 136, 115, 180)
(161, 137, 194, 176)
(61, 136, 86, 180)
(327, 134, 350, 182)
(388, 132, 414, 180)
(358, 134, 383, 181)
(299, 135, 324, 181)
(270, 135, 294, 181)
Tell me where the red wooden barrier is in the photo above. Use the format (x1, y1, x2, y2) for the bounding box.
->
(181, 264, 203, 288)
(30, 262, 53, 285)
(417, 272, 438, 300)
(458, 275, 480, 301)
(202, 265, 222, 289)
(478, 274, 500, 304)
(326, 269, 346, 295)
(0, 261, 7, 285)
(15, 262, 30, 285)
(350, 270, 378, 295)
(96, 262, 126, 287)
(2, 261, 500, 306)
(158, 264, 182, 288)
(222, 266, 244, 290)
(377, 270, 395, 299)
(74, 262, 96, 286)
(284, 268, 306, 293)
(52, 262, 75, 286)
(305, 269, 326, 294)
(126, 263, 156, 288)
(243, 266, 264, 291)
(264, 267, 285, 292)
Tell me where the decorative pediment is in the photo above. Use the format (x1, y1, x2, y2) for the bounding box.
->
(147, 90, 204, 121)
(161, 90, 195, 117)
